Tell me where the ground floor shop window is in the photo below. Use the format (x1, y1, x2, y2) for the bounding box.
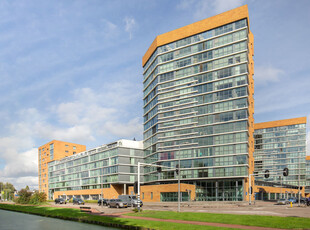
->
(160, 192, 189, 202)
(194, 179, 243, 201)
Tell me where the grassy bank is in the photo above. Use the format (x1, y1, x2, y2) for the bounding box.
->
(126, 210, 310, 229)
(0, 204, 234, 230)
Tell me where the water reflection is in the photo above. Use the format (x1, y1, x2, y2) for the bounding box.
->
(0, 209, 117, 230)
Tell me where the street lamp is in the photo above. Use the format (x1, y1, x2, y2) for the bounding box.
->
(177, 160, 180, 212)
(101, 175, 103, 208)
(298, 155, 301, 206)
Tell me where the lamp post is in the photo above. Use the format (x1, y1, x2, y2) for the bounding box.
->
(298, 155, 300, 206)
(101, 175, 103, 208)
(280, 176, 282, 199)
(178, 145, 181, 213)
(137, 162, 141, 212)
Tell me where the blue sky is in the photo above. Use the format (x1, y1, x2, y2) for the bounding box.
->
(0, 0, 309, 189)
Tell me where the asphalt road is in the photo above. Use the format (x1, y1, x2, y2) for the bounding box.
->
(49, 200, 310, 218)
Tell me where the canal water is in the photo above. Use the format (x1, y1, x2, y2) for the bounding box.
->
(0, 209, 118, 230)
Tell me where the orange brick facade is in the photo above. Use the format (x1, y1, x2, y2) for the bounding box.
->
(54, 184, 124, 200)
(53, 183, 196, 202)
(254, 185, 305, 199)
(38, 140, 86, 198)
(254, 117, 307, 130)
(128, 184, 196, 202)
(245, 26, 255, 202)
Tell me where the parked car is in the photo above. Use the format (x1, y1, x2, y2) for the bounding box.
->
(299, 197, 307, 204)
(108, 199, 128, 208)
(118, 195, 143, 207)
(55, 198, 66, 204)
(97, 199, 109, 206)
(73, 198, 85, 205)
(292, 197, 307, 204)
(277, 199, 289, 205)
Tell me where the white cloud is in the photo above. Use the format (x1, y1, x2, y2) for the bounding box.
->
(0, 84, 142, 190)
(212, 0, 245, 15)
(255, 65, 285, 85)
(103, 117, 143, 138)
(0, 134, 38, 190)
(177, 0, 245, 20)
(124, 16, 136, 39)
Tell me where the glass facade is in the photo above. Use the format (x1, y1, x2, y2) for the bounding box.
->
(306, 157, 310, 193)
(254, 123, 307, 186)
(143, 18, 253, 201)
(50, 143, 54, 160)
(48, 140, 143, 200)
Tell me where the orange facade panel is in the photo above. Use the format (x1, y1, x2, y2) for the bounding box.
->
(53, 184, 123, 200)
(143, 5, 250, 66)
(128, 183, 196, 202)
(254, 117, 307, 130)
(38, 140, 86, 198)
(254, 185, 305, 197)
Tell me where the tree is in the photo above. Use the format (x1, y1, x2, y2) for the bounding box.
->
(25, 185, 30, 191)
(0, 182, 16, 201)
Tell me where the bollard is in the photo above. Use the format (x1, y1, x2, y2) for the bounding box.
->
(290, 202, 292, 208)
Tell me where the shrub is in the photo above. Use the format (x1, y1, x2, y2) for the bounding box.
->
(16, 189, 32, 204)
(16, 190, 46, 205)
(132, 208, 143, 213)
(29, 192, 47, 205)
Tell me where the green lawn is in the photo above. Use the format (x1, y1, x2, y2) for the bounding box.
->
(126, 210, 310, 229)
(0, 204, 236, 230)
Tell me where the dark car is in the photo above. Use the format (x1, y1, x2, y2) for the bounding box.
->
(73, 198, 85, 205)
(291, 197, 308, 204)
(300, 197, 308, 204)
(118, 195, 143, 207)
(108, 199, 128, 208)
(55, 198, 66, 204)
(98, 199, 109, 206)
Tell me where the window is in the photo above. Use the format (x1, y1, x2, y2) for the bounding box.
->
(73, 146, 76, 150)
(142, 193, 144, 200)
(65, 150, 69, 153)
(151, 192, 153, 200)
(65, 145, 69, 147)
(73, 152, 76, 155)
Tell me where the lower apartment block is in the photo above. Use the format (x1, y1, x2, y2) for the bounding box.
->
(48, 140, 144, 200)
(253, 117, 308, 200)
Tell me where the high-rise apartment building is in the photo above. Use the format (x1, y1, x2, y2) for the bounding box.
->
(254, 117, 307, 187)
(38, 140, 86, 198)
(142, 5, 254, 201)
